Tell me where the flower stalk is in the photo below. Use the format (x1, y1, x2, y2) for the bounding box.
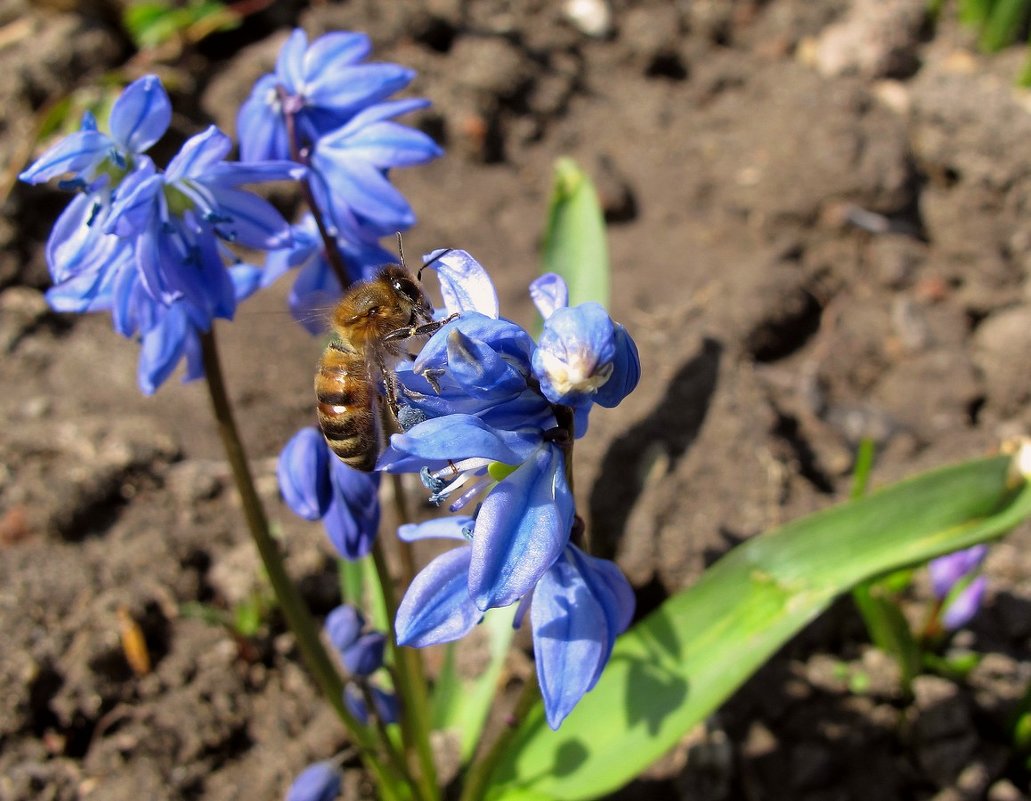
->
(198, 329, 386, 766)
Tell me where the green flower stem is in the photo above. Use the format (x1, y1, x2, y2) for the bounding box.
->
(371, 538, 440, 801)
(198, 329, 387, 771)
(459, 672, 541, 801)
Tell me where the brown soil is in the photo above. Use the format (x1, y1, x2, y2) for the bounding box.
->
(2, 1, 1031, 800)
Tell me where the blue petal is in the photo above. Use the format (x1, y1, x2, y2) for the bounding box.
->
(531, 553, 610, 729)
(109, 74, 171, 154)
(929, 545, 988, 599)
(343, 632, 386, 677)
(277, 427, 333, 520)
(137, 303, 190, 395)
(468, 444, 574, 610)
(288, 256, 339, 334)
(379, 414, 541, 470)
(341, 98, 431, 129)
(286, 761, 341, 801)
(529, 273, 569, 319)
(310, 148, 416, 231)
(207, 186, 292, 249)
(206, 159, 306, 187)
(397, 516, 475, 542)
(413, 313, 534, 374)
(942, 575, 987, 631)
(566, 546, 635, 687)
(19, 130, 111, 184)
(324, 604, 364, 652)
(304, 30, 371, 74)
(395, 546, 481, 647)
(308, 64, 415, 111)
(326, 119, 440, 168)
(422, 250, 499, 318)
(237, 74, 289, 163)
(229, 263, 262, 301)
(275, 28, 308, 91)
(594, 323, 641, 408)
(323, 461, 380, 560)
(165, 126, 232, 182)
(105, 167, 162, 237)
(532, 303, 617, 409)
(344, 684, 400, 726)
(445, 327, 528, 399)
(46, 192, 126, 283)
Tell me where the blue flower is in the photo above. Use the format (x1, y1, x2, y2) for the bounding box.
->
(262, 214, 394, 334)
(394, 518, 634, 729)
(929, 545, 989, 631)
(237, 29, 441, 245)
(278, 427, 381, 559)
(344, 684, 401, 727)
(285, 761, 341, 801)
(19, 75, 170, 187)
(324, 605, 387, 677)
(237, 29, 416, 163)
(105, 125, 298, 327)
(530, 274, 641, 433)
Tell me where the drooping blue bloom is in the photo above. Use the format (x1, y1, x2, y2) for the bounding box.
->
(237, 29, 441, 245)
(19, 75, 170, 187)
(530, 274, 641, 433)
(324, 605, 387, 677)
(262, 214, 394, 334)
(344, 683, 401, 727)
(237, 29, 416, 163)
(278, 427, 381, 559)
(394, 517, 634, 729)
(929, 545, 989, 631)
(285, 761, 341, 801)
(105, 125, 299, 328)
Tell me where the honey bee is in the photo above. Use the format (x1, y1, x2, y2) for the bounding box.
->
(315, 240, 453, 471)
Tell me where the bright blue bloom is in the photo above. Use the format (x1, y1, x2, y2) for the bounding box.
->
(530, 274, 641, 432)
(394, 517, 634, 729)
(105, 125, 298, 327)
(307, 99, 442, 241)
(285, 761, 341, 801)
(237, 29, 441, 244)
(278, 427, 381, 559)
(19, 75, 170, 187)
(237, 29, 416, 162)
(324, 605, 386, 677)
(929, 545, 988, 631)
(262, 214, 393, 334)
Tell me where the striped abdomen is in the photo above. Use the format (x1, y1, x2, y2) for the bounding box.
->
(315, 343, 379, 471)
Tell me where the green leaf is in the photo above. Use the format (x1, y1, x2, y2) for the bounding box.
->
(485, 454, 1031, 800)
(541, 158, 609, 311)
(981, 0, 1031, 51)
(431, 606, 517, 763)
(339, 556, 366, 607)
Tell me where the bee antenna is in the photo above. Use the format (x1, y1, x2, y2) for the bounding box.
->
(417, 247, 454, 282)
(395, 231, 407, 271)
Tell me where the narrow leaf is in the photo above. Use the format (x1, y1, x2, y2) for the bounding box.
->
(541, 158, 609, 310)
(486, 454, 1031, 800)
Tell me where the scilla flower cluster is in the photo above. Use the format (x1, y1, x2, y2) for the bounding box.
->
(281, 249, 641, 729)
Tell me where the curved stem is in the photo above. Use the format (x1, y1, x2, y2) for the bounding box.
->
(372, 540, 440, 801)
(277, 85, 352, 289)
(198, 329, 385, 766)
(459, 673, 541, 801)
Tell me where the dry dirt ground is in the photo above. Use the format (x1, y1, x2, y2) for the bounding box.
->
(2, 1, 1031, 800)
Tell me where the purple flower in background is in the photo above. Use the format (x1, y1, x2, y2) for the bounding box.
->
(325, 605, 386, 677)
(285, 761, 341, 801)
(278, 427, 381, 559)
(393, 518, 634, 729)
(929, 545, 989, 631)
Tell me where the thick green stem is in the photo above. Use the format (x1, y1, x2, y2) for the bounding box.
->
(198, 330, 386, 765)
(459, 674, 541, 801)
(372, 540, 440, 801)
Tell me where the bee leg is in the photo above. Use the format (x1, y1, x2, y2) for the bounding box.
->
(382, 366, 403, 418)
(383, 313, 460, 343)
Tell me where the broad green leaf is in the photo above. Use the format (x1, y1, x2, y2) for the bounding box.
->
(431, 606, 517, 763)
(486, 453, 1031, 800)
(541, 158, 609, 310)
